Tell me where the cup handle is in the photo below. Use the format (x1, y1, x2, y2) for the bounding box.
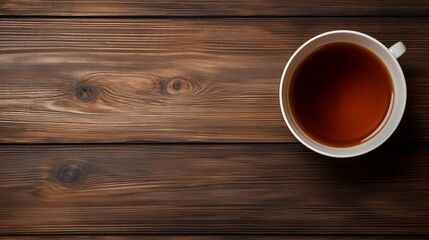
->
(389, 41, 406, 59)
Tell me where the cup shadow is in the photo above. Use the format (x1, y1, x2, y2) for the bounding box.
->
(315, 141, 419, 188)
(391, 63, 428, 141)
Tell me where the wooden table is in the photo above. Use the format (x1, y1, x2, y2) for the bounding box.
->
(1, 1, 429, 239)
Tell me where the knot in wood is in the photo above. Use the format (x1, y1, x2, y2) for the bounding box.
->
(57, 162, 84, 184)
(165, 77, 191, 95)
(75, 85, 96, 102)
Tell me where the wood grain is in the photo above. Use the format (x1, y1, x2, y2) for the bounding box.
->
(1, 143, 429, 234)
(0, 236, 425, 240)
(0, 0, 428, 16)
(0, 19, 428, 143)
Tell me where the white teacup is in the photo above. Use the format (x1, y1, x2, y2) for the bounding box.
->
(279, 30, 407, 158)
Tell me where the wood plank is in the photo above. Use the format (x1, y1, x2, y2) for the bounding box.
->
(0, 236, 424, 240)
(0, 0, 428, 16)
(0, 19, 428, 143)
(0, 143, 428, 234)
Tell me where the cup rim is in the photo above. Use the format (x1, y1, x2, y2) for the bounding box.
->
(279, 30, 407, 158)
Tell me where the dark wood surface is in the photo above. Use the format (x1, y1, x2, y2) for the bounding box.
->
(0, 0, 428, 16)
(1, 237, 425, 240)
(1, 0, 428, 239)
(1, 236, 428, 240)
(1, 143, 429, 234)
(1, 19, 428, 143)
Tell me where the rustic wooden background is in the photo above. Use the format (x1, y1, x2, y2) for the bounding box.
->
(1, 0, 429, 239)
